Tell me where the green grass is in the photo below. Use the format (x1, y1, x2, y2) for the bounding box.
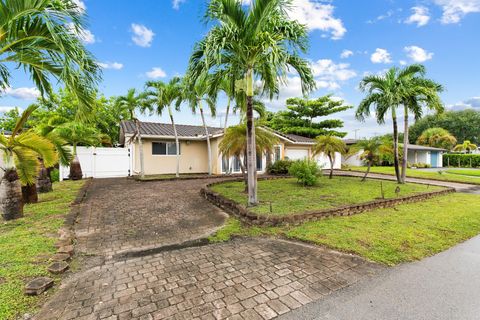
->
(209, 193, 480, 266)
(445, 169, 480, 177)
(349, 166, 480, 185)
(0, 180, 84, 320)
(210, 176, 442, 216)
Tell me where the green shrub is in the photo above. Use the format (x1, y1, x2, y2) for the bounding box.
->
(411, 163, 431, 168)
(267, 159, 293, 175)
(50, 168, 60, 182)
(288, 159, 321, 186)
(444, 154, 480, 168)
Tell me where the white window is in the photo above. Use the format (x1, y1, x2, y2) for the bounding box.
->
(274, 145, 281, 162)
(152, 142, 179, 155)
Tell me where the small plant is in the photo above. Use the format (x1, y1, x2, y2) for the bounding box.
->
(267, 159, 293, 175)
(288, 159, 321, 186)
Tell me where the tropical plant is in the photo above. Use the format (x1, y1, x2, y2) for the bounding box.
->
(189, 0, 316, 205)
(115, 89, 150, 178)
(219, 124, 278, 191)
(54, 122, 104, 180)
(453, 140, 478, 154)
(350, 138, 386, 181)
(0, 106, 56, 220)
(0, 0, 101, 118)
(288, 159, 320, 186)
(312, 135, 346, 179)
(145, 78, 184, 177)
(417, 127, 457, 150)
(267, 159, 292, 175)
(184, 73, 216, 175)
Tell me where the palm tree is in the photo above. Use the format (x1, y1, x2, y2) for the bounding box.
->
(453, 140, 478, 154)
(219, 124, 278, 191)
(0, 0, 100, 118)
(312, 135, 346, 179)
(189, 0, 316, 205)
(115, 89, 150, 178)
(145, 78, 184, 177)
(54, 122, 104, 180)
(350, 138, 385, 181)
(0, 105, 56, 220)
(417, 128, 457, 150)
(184, 73, 217, 175)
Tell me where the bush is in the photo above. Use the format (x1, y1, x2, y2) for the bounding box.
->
(288, 159, 321, 186)
(50, 168, 60, 182)
(410, 163, 431, 168)
(267, 159, 293, 175)
(444, 154, 480, 168)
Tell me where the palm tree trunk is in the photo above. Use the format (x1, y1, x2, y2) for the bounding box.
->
(240, 151, 248, 193)
(224, 97, 231, 130)
(22, 184, 38, 204)
(392, 109, 401, 183)
(328, 154, 334, 179)
(69, 143, 83, 180)
(401, 107, 409, 184)
(37, 159, 52, 193)
(199, 102, 212, 175)
(362, 161, 372, 182)
(245, 68, 257, 205)
(169, 106, 180, 178)
(0, 168, 24, 221)
(135, 119, 145, 178)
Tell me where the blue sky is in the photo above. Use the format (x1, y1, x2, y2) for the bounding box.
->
(1, 0, 480, 138)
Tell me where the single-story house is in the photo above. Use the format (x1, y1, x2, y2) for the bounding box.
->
(119, 121, 341, 176)
(342, 139, 445, 168)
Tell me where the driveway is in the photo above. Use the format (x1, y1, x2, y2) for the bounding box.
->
(36, 178, 382, 320)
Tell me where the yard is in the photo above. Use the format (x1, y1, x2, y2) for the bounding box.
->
(210, 176, 443, 216)
(349, 166, 480, 184)
(445, 168, 480, 177)
(0, 180, 84, 320)
(209, 193, 480, 265)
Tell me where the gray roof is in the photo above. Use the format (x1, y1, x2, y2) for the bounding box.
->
(120, 121, 223, 139)
(268, 130, 315, 144)
(404, 144, 446, 152)
(343, 139, 358, 145)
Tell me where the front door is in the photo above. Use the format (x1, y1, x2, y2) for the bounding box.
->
(431, 152, 438, 167)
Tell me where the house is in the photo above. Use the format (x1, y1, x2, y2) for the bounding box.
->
(119, 120, 341, 176)
(343, 139, 445, 168)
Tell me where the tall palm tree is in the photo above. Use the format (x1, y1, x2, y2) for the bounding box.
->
(0, 0, 101, 118)
(145, 78, 184, 177)
(350, 138, 385, 181)
(184, 73, 217, 175)
(312, 135, 346, 179)
(417, 128, 457, 150)
(0, 105, 56, 220)
(453, 140, 478, 154)
(189, 0, 316, 205)
(115, 89, 150, 178)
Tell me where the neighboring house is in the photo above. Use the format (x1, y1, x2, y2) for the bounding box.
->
(343, 139, 445, 168)
(119, 121, 342, 176)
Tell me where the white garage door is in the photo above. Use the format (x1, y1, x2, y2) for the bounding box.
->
(285, 148, 309, 160)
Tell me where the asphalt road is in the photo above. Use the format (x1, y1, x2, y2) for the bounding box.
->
(278, 235, 480, 320)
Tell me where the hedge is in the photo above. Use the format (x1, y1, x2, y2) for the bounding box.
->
(444, 154, 480, 168)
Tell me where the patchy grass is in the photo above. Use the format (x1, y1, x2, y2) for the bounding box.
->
(0, 180, 84, 320)
(210, 176, 443, 216)
(350, 166, 480, 185)
(210, 193, 480, 266)
(445, 169, 480, 177)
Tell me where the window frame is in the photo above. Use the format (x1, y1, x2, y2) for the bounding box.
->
(151, 141, 180, 156)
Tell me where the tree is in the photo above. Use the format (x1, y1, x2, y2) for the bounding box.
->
(115, 89, 150, 178)
(265, 95, 351, 138)
(189, 0, 316, 205)
(184, 73, 216, 175)
(0, 107, 21, 132)
(312, 135, 346, 179)
(0, 0, 101, 118)
(350, 138, 385, 181)
(417, 128, 457, 150)
(145, 78, 184, 177)
(0, 106, 56, 220)
(54, 122, 105, 180)
(453, 140, 478, 154)
(219, 124, 278, 191)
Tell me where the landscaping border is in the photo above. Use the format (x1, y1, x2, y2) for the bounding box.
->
(201, 175, 456, 227)
(134, 173, 245, 182)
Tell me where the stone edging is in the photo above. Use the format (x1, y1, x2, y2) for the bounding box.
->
(200, 176, 456, 227)
(134, 173, 245, 182)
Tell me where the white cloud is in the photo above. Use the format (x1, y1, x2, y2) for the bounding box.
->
(340, 50, 354, 59)
(399, 60, 407, 66)
(1, 87, 40, 100)
(405, 6, 431, 27)
(370, 48, 392, 64)
(433, 0, 480, 24)
(0, 106, 19, 113)
(449, 97, 480, 110)
(72, 0, 86, 11)
(131, 23, 155, 47)
(146, 67, 167, 79)
(66, 22, 95, 44)
(404, 46, 434, 62)
(98, 61, 124, 70)
(172, 0, 186, 9)
(311, 59, 357, 82)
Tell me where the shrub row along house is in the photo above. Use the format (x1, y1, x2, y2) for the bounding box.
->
(119, 120, 341, 176)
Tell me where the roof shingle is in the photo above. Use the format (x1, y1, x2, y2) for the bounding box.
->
(120, 120, 223, 138)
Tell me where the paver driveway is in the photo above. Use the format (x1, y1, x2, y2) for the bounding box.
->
(36, 178, 382, 320)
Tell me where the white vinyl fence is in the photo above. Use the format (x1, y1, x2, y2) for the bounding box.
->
(60, 146, 131, 180)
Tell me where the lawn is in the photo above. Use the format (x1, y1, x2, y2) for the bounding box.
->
(349, 166, 480, 185)
(0, 180, 84, 320)
(445, 168, 480, 177)
(210, 176, 443, 216)
(209, 193, 480, 266)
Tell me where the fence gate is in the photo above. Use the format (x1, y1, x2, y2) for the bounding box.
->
(60, 147, 131, 180)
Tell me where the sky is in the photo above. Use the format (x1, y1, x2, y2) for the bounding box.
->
(1, 0, 480, 138)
